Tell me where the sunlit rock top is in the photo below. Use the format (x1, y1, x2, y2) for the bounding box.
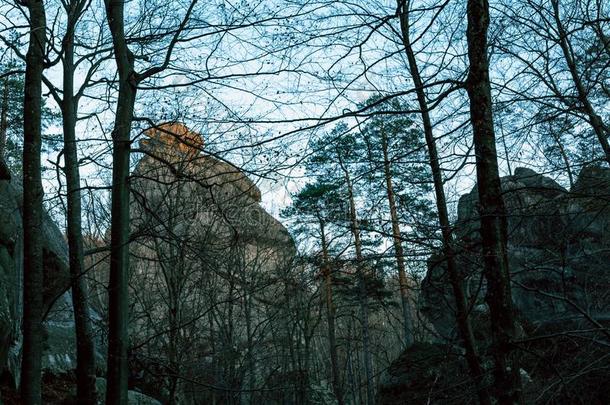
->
(139, 122, 261, 202)
(141, 122, 204, 158)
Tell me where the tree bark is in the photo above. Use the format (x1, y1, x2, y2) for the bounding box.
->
(396, 2, 492, 403)
(337, 157, 374, 405)
(319, 220, 344, 405)
(0, 78, 10, 180)
(466, 0, 522, 403)
(104, 1, 137, 403)
(550, 0, 610, 165)
(101, 3, 196, 399)
(21, 1, 46, 403)
(0, 78, 9, 158)
(61, 3, 98, 402)
(380, 129, 414, 346)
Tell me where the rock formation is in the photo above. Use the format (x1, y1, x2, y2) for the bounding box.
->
(421, 166, 609, 337)
(132, 123, 294, 263)
(0, 173, 73, 385)
(0, 169, 163, 404)
(87, 123, 296, 403)
(378, 166, 610, 404)
(1, 122, 292, 403)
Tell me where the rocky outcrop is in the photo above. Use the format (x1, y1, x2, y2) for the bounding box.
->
(378, 166, 610, 403)
(0, 122, 293, 402)
(132, 123, 289, 249)
(421, 166, 610, 339)
(87, 123, 296, 403)
(376, 343, 470, 405)
(377, 334, 610, 404)
(94, 378, 162, 405)
(0, 173, 76, 385)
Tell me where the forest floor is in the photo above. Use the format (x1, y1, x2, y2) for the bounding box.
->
(0, 373, 76, 404)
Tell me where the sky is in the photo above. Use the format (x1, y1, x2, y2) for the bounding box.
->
(2, 0, 597, 237)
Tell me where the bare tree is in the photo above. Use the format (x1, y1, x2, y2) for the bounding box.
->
(466, 0, 522, 402)
(20, 0, 47, 403)
(102, 1, 198, 401)
(395, 1, 492, 402)
(52, 1, 101, 401)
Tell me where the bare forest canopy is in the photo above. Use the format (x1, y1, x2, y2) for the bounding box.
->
(0, 0, 608, 404)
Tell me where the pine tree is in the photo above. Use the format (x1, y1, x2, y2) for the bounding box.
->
(282, 181, 346, 405)
(358, 96, 434, 345)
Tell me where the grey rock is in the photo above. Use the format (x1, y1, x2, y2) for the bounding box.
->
(95, 378, 162, 405)
(383, 166, 610, 404)
(421, 166, 610, 339)
(42, 293, 105, 377)
(0, 175, 74, 384)
(376, 343, 469, 405)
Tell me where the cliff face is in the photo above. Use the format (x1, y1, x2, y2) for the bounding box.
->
(1, 123, 294, 403)
(0, 175, 76, 385)
(131, 122, 293, 261)
(378, 166, 610, 404)
(88, 123, 296, 403)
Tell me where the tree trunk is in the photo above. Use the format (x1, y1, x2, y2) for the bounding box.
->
(0, 78, 9, 158)
(243, 276, 255, 405)
(396, 2, 492, 403)
(166, 268, 179, 405)
(319, 220, 344, 405)
(20, 1, 46, 403)
(338, 158, 374, 405)
(380, 129, 414, 346)
(0, 78, 10, 180)
(466, 0, 522, 403)
(550, 0, 610, 165)
(104, 1, 137, 403)
(209, 311, 217, 405)
(62, 5, 98, 402)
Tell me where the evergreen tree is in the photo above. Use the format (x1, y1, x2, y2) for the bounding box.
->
(282, 180, 347, 405)
(0, 60, 26, 171)
(0, 59, 60, 176)
(357, 97, 436, 343)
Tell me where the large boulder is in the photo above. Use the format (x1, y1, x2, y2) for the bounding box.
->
(41, 293, 105, 378)
(376, 343, 470, 405)
(421, 166, 610, 339)
(377, 323, 610, 404)
(95, 378, 162, 405)
(132, 123, 292, 252)
(381, 166, 610, 404)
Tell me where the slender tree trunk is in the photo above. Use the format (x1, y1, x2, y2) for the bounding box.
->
(396, 2, 492, 403)
(0, 78, 10, 180)
(167, 271, 179, 405)
(466, 0, 522, 403)
(284, 281, 298, 404)
(338, 159, 374, 405)
(380, 129, 414, 346)
(302, 324, 311, 405)
(319, 220, 344, 405)
(226, 267, 237, 405)
(550, 0, 610, 165)
(209, 311, 217, 405)
(62, 5, 98, 402)
(243, 279, 255, 405)
(20, 1, 46, 403)
(102, 4, 196, 400)
(0, 79, 9, 158)
(104, 1, 137, 403)
(346, 348, 357, 405)
(550, 130, 574, 188)
(354, 334, 364, 405)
